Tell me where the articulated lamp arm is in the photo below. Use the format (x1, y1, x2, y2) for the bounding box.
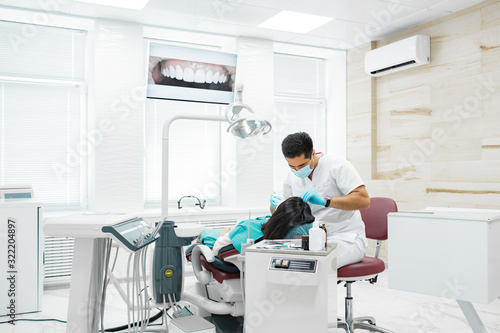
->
(162, 114, 226, 219)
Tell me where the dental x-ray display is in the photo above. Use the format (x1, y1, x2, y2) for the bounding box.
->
(147, 42, 237, 104)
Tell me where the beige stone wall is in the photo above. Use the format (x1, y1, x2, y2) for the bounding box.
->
(347, 0, 500, 261)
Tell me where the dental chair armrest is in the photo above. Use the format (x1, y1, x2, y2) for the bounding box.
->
(191, 244, 215, 284)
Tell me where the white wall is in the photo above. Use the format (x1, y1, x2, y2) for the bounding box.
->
(90, 19, 145, 212)
(0, 8, 347, 215)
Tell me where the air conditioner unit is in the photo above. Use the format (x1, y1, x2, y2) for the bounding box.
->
(365, 35, 430, 77)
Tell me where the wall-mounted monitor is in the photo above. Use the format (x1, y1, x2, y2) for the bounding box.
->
(147, 42, 237, 104)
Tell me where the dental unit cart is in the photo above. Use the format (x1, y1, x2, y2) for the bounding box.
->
(0, 185, 43, 317)
(245, 240, 337, 333)
(44, 213, 209, 333)
(44, 213, 160, 333)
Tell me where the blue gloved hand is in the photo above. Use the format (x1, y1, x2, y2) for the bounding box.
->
(270, 192, 285, 209)
(300, 188, 325, 206)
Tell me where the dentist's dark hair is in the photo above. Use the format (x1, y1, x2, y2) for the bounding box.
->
(263, 196, 315, 239)
(281, 132, 313, 159)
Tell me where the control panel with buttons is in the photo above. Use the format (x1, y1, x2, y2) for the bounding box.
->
(270, 257, 317, 273)
(102, 217, 160, 252)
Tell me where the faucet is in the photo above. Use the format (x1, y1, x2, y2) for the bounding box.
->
(177, 195, 206, 209)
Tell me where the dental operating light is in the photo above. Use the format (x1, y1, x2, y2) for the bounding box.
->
(161, 83, 272, 218)
(225, 83, 272, 139)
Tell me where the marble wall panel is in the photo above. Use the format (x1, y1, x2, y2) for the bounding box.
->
(422, 179, 500, 208)
(430, 34, 482, 66)
(376, 160, 431, 182)
(430, 74, 489, 119)
(477, 69, 500, 114)
(482, 137, 500, 160)
(348, 84, 373, 114)
(348, 113, 372, 132)
(364, 179, 427, 208)
(388, 116, 432, 141)
(425, 191, 500, 209)
(423, 137, 482, 162)
(477, 25, 500, 73)
(376, 144, 391, 165)
(431, 160, 500, 182)
(377, 86, 431, 113)
(347, 0, 500, 212)
(384, 68, 434, 95)
(347, 59, 369, 81)
(426, 180, 500, 192)
(424, 54, 481, 88)
(389, 139, 435, 164)
(432, 115, 500, 141)
(429, 8, 481, 41)
(481, 0, 500, 29)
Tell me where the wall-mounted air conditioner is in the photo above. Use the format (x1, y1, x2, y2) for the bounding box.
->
(365, 35, 430, 77)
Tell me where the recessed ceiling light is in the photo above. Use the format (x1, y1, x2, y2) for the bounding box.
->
(258, 10, 333, 34)
(76, 0, 149, 10)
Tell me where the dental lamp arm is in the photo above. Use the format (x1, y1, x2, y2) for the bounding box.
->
(162, 114, 226, 219)
(224, 82, 255, 122)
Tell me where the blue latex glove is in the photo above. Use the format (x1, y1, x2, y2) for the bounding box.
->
(300, 188, 325, 206)
(270, 192, 285, 209)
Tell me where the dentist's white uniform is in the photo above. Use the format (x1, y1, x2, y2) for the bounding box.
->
(283, 154, 367, 268)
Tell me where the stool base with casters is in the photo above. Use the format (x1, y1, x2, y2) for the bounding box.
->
(334, 197, 398, 333)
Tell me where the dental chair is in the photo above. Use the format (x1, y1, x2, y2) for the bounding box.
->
(183, 223, 312, 328)
(336, 197, 398, 333)
(184, 243, 246, 318)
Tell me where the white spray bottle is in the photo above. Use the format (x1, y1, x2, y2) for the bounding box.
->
(309, 221, 326, 251)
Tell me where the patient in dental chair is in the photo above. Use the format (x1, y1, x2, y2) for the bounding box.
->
(199, 196, 315, 255)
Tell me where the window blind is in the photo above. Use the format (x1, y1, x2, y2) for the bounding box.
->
(273, 53, 327, 191)
(0, 20, 86, 209)
(274, 53, 326, 99)
(0, 20, 86, 80)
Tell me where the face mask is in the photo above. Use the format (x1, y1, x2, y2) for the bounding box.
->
(291, 157, 314, 179)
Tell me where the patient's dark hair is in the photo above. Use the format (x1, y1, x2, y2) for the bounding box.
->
(281, 132, 313, 159)
(263, 196, 315, 239)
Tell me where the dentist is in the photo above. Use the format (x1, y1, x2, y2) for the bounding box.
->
(277, 132, 370, 268)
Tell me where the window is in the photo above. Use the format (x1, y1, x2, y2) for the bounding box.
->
(273, 53, 327, 191)
(0, 20, 87, 210)
(144, 99, 222, 207)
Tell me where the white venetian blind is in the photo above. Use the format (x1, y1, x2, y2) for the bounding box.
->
(0, 20, 86, 209)
(144, 98, 221, 206)
(273, 53, 327, 191)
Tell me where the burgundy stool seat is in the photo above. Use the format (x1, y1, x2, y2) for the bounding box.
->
(338, 256, 386, 278)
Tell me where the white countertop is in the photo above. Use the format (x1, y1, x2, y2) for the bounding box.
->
(389, 207, 500, 222)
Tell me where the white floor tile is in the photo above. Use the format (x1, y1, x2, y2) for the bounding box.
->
(4, 269, 500, 332)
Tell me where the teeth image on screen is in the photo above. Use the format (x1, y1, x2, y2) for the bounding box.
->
(160, 59, 229, 84)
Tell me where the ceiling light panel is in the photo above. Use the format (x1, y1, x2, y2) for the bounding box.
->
(258, 10, 333, 34)
(76, 0, 149, 10)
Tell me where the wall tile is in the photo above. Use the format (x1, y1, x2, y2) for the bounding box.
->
(431, 160, 500, 182)
(347, 0, 500, 212)
(481, 0, 500, 29)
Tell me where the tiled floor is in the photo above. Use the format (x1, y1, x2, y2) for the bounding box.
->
(3, 270, 500, 332)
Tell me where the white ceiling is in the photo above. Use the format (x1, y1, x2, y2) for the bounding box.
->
(0, 0, 487, 50)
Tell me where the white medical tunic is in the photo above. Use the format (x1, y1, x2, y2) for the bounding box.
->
(283, 155, 367, 246)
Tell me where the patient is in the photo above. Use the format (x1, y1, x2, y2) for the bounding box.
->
(200, 197, 315, 255)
